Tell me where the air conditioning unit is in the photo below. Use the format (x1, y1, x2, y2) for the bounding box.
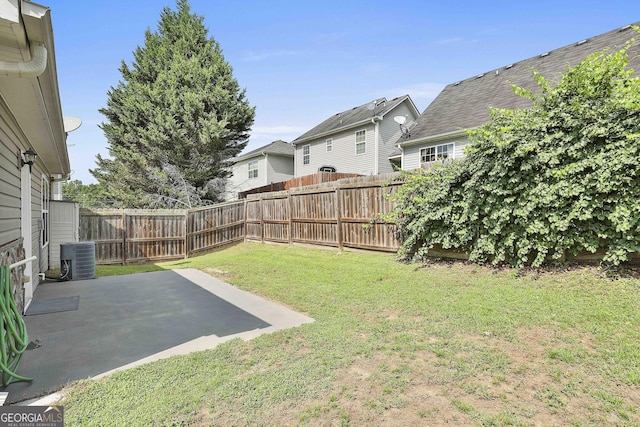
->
(60, 242, 96, 281)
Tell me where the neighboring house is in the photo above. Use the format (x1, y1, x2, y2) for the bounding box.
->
(0, 1, 69, 312)
(292, 95, 420, 176)
(399, 23, 640, 170)
(226, 140, 294, 201)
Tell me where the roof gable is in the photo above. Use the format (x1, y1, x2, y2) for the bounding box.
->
(404, 23, 640, 144)
(292, 95, 417, 145)
(0, 1, 68, 174)
(233, 140, 293, 163)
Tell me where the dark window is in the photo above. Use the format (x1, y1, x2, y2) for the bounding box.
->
(319, 166, 336, 173)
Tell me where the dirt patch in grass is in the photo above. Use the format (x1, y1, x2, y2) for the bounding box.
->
(235, 326, 640, 426)
(190, 405, 213, 426)
(61, 245, 640, 426)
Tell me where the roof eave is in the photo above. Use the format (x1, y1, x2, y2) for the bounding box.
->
(379, 95, 420, 120)
(233, 150, 294, 163)
(21, 2, 69, 174)
(399, 128, 470, 147)
(292, 116, 382, 146)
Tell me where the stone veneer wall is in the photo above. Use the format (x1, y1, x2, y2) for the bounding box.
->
(0, 238, 25, 313)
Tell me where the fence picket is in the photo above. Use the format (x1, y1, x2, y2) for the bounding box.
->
(79, 174, 402, 264)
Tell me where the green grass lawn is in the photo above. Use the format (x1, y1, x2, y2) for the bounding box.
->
(61, 243, 640, 426)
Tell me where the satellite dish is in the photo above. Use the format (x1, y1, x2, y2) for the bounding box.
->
(63, 116, 82, 133)
(393, 115, 407, 125)
(398, 119, 417, 138)
(366, 103, 376, 111)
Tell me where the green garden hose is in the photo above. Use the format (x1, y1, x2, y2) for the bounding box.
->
(0, 265, 32, 387)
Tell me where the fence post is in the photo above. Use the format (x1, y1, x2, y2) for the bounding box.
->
(243, 199, 248, 243)
(259, 195, 264, 243)
(184, 210, 189, 259)
(335, 186, 343, 251)
(288, 190, 293, 247)
(121, 211, 127, 266)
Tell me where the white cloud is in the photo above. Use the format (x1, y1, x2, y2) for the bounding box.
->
(252, 125, 306, 135)
(432, 36, 465, 45)
(241, 125, 306, 154)
(248, 125, 308, 144)
(243, 49, 299, 62)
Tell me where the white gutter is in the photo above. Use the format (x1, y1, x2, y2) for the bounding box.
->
(372, 117, 380, 174)
(263, 153, 268, 182)
(396, 145, 405, 170)
(399, 128, 469, 148)
(293, 115, 384, 146)
(0, 42, 47, 78)
(51, 173, 71, 182)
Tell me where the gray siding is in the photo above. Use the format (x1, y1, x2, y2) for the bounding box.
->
(295, 123, 377, 176)
(227, 155, 293, 201)
(293, 98, 420, 176)
(49, 200, 79, 269)
(379, 102, 419, 173)
(32, 164, 44, 285)
(266, 154, 294, 183)
(227, 156, 267, 200)
(0, 108, 23, 245)
(402, 135, 471, 171)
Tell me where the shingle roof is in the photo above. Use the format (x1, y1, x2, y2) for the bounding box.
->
(292, 95, 415, 145)
(233, 140, 293, 163)
(403, 23, 640, 144)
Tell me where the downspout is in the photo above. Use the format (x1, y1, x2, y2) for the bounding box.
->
(263, 152, 268, 185)
(371, 116, 381, 175)
(293, 145, 298, 178)
(0, 43, 47, 78)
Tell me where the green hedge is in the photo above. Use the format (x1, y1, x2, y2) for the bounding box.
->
(389, 33, 640, 267)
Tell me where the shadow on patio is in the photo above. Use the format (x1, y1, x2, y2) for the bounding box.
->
(3, 269, 313, 405)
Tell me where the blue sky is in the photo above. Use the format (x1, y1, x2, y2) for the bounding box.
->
(49, 0, 638, 183)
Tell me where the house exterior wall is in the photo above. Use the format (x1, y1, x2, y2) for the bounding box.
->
(0, 102, 50, 294)
(265, 154, 294, 183)
(0, 116, 22, 246)
(49, 200, 79, 269)
(379, 102, 418, 173)
(401, 135, 471, 171)
(32, 163, 46, 286)
(295, 122, 377, 176)
(227, 156, 266, 201)
(227, 155, 294, 201)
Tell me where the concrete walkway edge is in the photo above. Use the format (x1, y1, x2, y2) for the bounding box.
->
(23, 269, 314, 406)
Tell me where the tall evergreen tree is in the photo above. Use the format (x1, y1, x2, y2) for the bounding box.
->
(92, 0, 255, 208)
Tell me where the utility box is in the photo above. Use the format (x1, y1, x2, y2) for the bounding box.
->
(60, 241, 96, 280)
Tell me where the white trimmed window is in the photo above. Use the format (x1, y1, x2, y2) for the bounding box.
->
(355, 130, 366, 155)
(248, 160, 258, 179)
(41, 175, 50, 248)
(421, 143, 454, 163)
(303, 144, 310, 165)
(326, 138, 333, 152)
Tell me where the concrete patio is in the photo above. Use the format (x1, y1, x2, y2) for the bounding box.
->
(3, 269, 313, 405)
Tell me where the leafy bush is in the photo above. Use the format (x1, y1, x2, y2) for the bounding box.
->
(389, 35, 640, 267)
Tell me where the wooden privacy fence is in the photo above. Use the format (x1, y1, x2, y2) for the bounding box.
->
(80, 201, 246, 264)
(245, 173, 402, 252)
(79, 174, 402, 264)
(238, 171, 362, 199)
